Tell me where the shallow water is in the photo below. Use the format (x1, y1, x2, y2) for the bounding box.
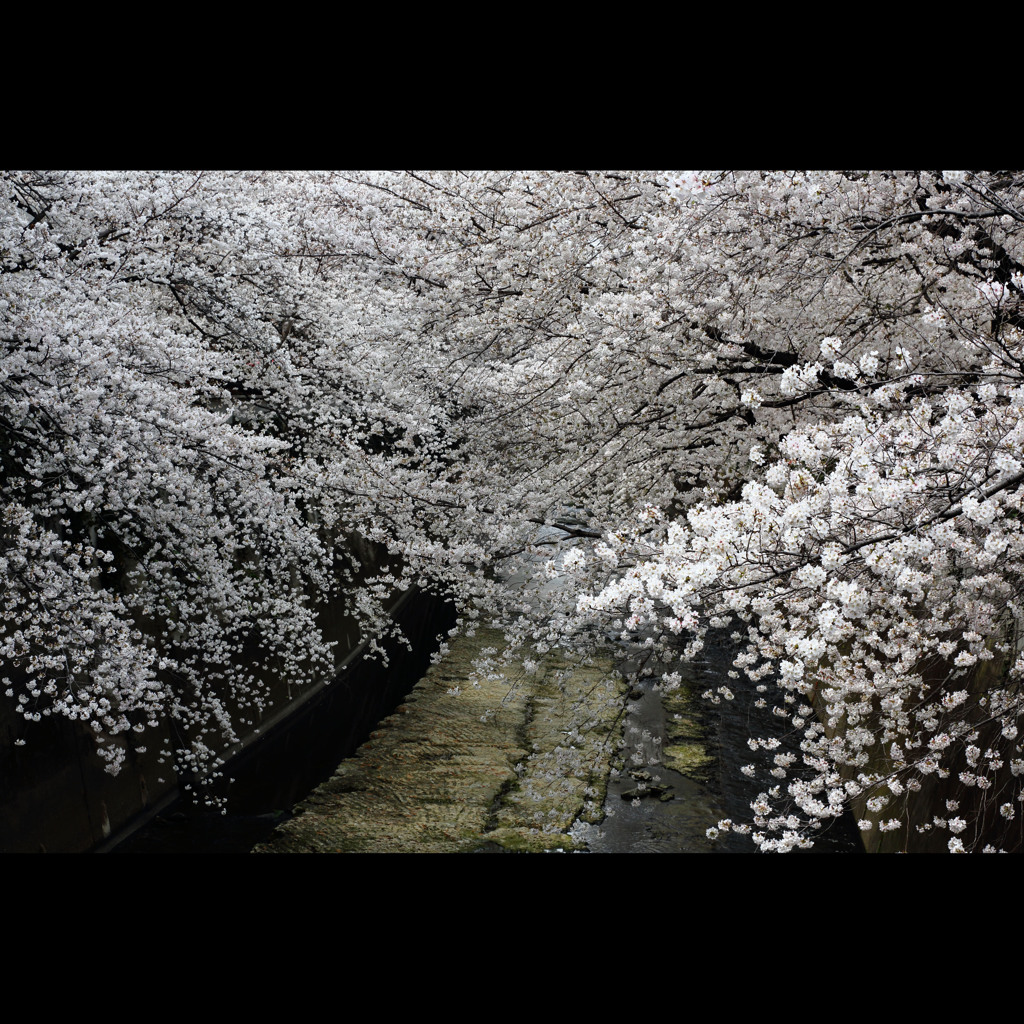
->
(580, 633, 862, 855)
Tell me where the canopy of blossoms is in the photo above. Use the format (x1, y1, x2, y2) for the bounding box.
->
(4, 170, 1023, 849)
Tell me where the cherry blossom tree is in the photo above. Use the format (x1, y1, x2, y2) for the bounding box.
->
(6, 169, 1024, 849)
(0, 170, 484, 788)
(344, 170, 1024, 851)
(474, 169, 1024, 852)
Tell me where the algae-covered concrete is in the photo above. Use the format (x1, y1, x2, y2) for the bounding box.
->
(254, 626, 626, 853)
(661, 684, 716, 781)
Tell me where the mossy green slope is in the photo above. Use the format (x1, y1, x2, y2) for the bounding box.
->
(254, 627, 625, 853)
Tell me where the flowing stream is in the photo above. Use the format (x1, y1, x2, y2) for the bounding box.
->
(115, 525, 862, 854)
(115, 628, 861, 854)
(585, 672, 722, 853)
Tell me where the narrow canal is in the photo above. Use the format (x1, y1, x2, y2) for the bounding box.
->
(115, 532, 862, 854)
(252, 625, 860, 854)
(116, 625, 861, 854)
